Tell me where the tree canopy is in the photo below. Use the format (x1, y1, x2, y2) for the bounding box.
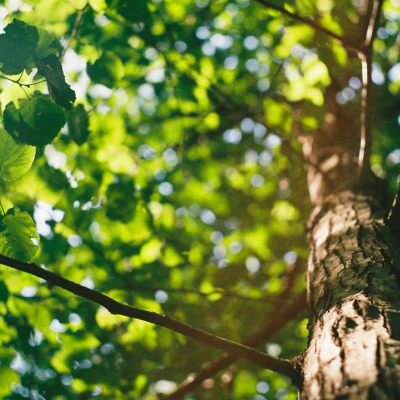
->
(0, 0, 399, 399)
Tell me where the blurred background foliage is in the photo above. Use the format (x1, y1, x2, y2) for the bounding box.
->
(0, 0, 400, 399)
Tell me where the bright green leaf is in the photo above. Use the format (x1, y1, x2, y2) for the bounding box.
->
(0, 207, 39, 262)
(0, 129, 35, 181)
(0, 367, 20, 397)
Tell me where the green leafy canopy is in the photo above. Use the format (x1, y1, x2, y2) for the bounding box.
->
(1, 1, 400, 399)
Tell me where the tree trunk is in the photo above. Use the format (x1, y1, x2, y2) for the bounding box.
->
(299, 121, 400, 398)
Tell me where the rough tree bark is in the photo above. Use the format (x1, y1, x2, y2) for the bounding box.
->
(298, 91, 400, 398)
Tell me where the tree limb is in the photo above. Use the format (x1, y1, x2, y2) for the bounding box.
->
(164, 260, 306, 399)
(164, 291, 307, 399)
(0, 253, 297, 380)
(253, 0, 360, 53)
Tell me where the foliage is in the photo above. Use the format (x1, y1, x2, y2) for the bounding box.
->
(0, 0, 398, 399)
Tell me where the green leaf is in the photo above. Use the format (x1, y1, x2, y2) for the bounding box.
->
(0, 281, 9, 303)
(116, 0, 151, 24)
(35, 27, 59, 59)
(68, 104, 90, 145)
(0, 19, 38, 75)
(0, 207, 39, 262)
(33, 53, 76, 110)
(3, 91, 66, 147)
(105, 176, 136, 222)
(0, 367, 20, 397)
(87, 51, 124, 89)
(0, 129, 35, 181)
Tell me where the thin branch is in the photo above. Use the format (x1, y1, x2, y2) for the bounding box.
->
(387, 188, 400, 236)
(164, 291, 307, 399)
(364, 0, 384, 49)
(0, 74, 46, 88)
(358, 0, 383, 174)
(253, 0, 360, 54)
(0, 253, 297, 380)
(165, 260, 306, 399)
(358, 52, 373, 174)
(61, 3, 89, 60)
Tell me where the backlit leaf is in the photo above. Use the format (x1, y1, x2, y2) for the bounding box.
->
(0, 207, 39, 262)
(0, 129, 35, 181)
(68, 104, 90, 145)
(0, 367, 20, 397)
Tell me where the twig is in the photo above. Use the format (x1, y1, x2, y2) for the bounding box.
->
(0, 75, 47, 88)
(253, 0, 360, 54)
(387, 188, 400, 236)
(0, 253, 297, 379)
(358, 0, 383, 174)
(358, 52, 373, 174)
(364, 0, 384, 49)
(61, 3, 89, 60)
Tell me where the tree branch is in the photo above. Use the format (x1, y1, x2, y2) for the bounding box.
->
(358, 0, 383, 175)
(364, 0, 384, 49)
(0, 253, 297, 380)
(61, 3, 89, 60)
(387, 188, 400, 236)
(164, 260, 306, 399)
(164, 291, 307, 399)
(253, 0, 360, 53)
(358, 51, 373, 174)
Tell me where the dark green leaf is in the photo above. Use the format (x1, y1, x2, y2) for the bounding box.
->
(33, 53, 76, 110)
(115, 0, 151, 24)
(87, 51, 124, 89)
(0, 19, 38, 75)
(0, 281, 9, 303)
(68, 104, 90, 145)
(106, 176, 136, 223)
(3, 92, 66, 147)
